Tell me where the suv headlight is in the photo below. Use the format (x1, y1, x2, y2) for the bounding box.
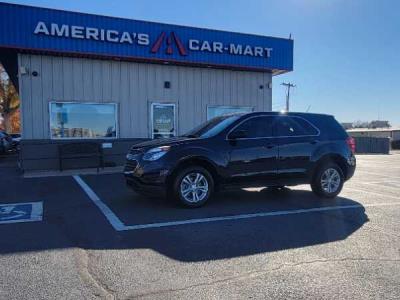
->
(143, 146, 170, 161)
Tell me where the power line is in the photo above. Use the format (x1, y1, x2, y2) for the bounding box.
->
(281, 82, 296, 111)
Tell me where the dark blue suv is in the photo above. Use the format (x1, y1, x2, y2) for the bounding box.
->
(124, 112, 356, 207)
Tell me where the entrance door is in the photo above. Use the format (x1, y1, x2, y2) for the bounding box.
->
(150, 103, 176, 139)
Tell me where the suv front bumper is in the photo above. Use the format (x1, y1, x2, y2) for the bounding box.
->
(123, 158, 171, 197)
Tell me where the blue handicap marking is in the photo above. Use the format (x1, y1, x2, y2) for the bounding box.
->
(0, 202, 43, 224)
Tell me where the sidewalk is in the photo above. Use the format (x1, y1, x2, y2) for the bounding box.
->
(23, 166, 124, 178)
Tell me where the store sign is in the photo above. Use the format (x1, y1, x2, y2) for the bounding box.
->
(34, 22, 151, 46)
(34, 22, 273, 59)
(0, 3, 293, 72)
(152, 104, 175, 139)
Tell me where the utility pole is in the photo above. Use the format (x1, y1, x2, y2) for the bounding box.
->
(281, 82, 296, 112)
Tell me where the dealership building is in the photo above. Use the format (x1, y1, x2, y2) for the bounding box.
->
(0, 3, 293, 171)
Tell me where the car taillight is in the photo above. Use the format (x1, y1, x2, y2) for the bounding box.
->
(346, 137, 356, 154)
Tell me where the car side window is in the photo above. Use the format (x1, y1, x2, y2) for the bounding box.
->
(276, 117, 318, 137)
(232, 116, 274, 138)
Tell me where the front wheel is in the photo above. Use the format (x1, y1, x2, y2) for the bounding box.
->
(172, 166, 214, 208)
(311, 163, 344, 198)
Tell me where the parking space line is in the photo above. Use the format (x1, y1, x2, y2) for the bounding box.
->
(73, 175, 400, 231)
(357, 181, 400, 190)
(355, 170, 400, 180)
(73, 175, 125, 231)
(345, 187, 400, 200)
(121, 202, 400, 230)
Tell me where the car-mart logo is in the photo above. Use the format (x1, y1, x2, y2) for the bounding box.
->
(34, 21, 273, 58)
(151, 32, 187, 56)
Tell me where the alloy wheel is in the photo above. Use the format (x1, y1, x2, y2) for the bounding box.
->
(321, 168, 341, 193)
(180, 172, 209, 203)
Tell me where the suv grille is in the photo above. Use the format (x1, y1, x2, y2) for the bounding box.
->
(124, 159, 138, 174)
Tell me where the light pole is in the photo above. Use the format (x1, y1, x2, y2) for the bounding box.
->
(281, 82, 296, 112)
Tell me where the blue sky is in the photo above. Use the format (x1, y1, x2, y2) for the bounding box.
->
(6, 0, 400, 125)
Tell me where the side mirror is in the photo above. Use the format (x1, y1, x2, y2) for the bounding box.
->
(229, 130, 247, 140)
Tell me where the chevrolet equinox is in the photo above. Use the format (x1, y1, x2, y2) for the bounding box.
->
(124, 112, 356, 207)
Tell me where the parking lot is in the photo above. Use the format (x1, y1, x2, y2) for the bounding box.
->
(1, 153, 400, 299)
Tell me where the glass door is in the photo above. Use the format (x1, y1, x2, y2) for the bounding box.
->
(151, 103, 176, 139)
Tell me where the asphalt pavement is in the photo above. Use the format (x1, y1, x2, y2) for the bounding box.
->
(0, 153, 399, 299)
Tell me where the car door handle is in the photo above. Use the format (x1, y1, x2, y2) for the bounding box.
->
(310, 140, 318, 145)
(264, 144, 275, 149)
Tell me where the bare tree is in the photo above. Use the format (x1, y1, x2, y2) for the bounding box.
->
(0, 63, 19, 132)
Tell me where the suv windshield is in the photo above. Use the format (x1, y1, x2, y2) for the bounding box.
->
(182, 114, 241, 138)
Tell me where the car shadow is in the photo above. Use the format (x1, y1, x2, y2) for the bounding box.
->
(0, 171, 369, 262)
(118, 188, 369, 262)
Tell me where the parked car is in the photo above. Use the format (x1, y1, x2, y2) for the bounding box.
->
(0, 131, 13, 154)
(9, 133, 21, 150)
(124, 112, 356, 207)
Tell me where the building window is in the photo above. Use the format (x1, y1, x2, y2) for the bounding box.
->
(207, 105, 254, 120)
(49, 102, 118, 139)
(151, 103, 176, 139)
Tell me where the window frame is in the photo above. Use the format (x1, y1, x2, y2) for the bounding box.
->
(48, 101, 119, 140)
(207, 105, 254, 120)
(226, 115, 320, 140)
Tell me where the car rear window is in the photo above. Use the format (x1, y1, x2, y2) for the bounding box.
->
(304, 115, 348, 140)
(276, 116, 319, 137)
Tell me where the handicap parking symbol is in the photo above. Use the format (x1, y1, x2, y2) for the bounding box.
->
(0, 202, 43, 224)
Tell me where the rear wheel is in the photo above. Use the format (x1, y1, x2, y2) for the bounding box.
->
(172, 166, 214, 208)
(311, 162, 344, 198)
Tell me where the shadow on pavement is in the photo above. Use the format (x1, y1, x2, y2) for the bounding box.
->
(0, 164, 369, 262)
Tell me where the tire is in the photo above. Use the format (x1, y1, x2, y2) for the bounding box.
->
(172, 166, 214, 208)
(311, 162, 344, 198)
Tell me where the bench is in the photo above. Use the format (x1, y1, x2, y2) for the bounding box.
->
(58, 142, 103, 172)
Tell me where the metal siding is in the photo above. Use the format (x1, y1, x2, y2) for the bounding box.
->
(62, 57, 74, 100)
(51, 56, 63, 100)
(102, 61, 112, 101)
(119, 62, 129, 138)
(136, 63, 148, 137)
(82, 59, 94, 101)
(72, 58, 84, 101)
(19, 54, 272, 139)
(19, 54, 32, 139)
(92, 60, 102, 100)
(0, 3, 293, 73)
(41, 56, 52, 138)
(30, 55, 43, 139)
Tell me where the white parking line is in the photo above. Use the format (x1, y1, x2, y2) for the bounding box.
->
(73, 175, 125, 231)
(355, 170, 400, 180)
(73, 175, 400, 231)
(357, 181, 400, 190)
(121, 202, 400, 230)
(345, 187, 400, 200)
